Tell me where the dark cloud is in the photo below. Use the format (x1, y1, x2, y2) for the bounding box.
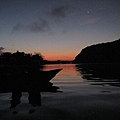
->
(12, 18, 50, 33)
(50, 5, 81, 20)
(51, 6, 69, 18)
(12, 24, 24, 32)
(28, 19, 49, 32)
(12, 5, 81, 34)
(0, 47, 4, 54)
(51, 6, 68, 17)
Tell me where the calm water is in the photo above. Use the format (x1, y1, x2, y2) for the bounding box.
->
(0, 64, 120, 99)
(43, 64, 120, 94)
(0, 64, 120, 120)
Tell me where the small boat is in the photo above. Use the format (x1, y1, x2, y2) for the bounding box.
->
(0, 68, 62, 93)
(38, 68, 62, 82)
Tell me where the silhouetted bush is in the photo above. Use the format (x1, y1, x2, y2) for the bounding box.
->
(0, 51, 44, 65)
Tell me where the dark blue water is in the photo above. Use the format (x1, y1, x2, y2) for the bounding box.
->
(0, 64, 120, 120)
(43, 64, 120, 93)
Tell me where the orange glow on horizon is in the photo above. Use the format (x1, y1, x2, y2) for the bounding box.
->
(44, 55, 75, 61)
(22, 50, 77, 61)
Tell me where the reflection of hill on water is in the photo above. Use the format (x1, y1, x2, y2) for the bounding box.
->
(76, 63, 120, 87)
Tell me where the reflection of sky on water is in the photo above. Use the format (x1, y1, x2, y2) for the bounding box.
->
(43, 64, 120, 90)
(0, 64, 120, 120)
(41, 64, 120, 95)
(43, 64, 83, 83)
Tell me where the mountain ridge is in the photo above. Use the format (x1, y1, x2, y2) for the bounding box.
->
(74, 38, 120, 63)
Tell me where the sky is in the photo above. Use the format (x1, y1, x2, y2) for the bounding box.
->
(0, 0, 120, 60)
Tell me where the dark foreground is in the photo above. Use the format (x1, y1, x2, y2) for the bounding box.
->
(0, 64, 120, 120)
(0, 66, 62, 93)
(0, 83, 120, 120)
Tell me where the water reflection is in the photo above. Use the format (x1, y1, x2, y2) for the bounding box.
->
(43, 64, 81, 82)
(0, 64, 62, 108)
(75, 63, 120, 87)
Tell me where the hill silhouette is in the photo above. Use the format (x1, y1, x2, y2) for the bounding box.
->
(74, 38, 120, 63)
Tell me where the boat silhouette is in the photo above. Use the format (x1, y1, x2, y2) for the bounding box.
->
(0, 68, 62, 93)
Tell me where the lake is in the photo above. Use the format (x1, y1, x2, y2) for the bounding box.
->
(43, 63, 120, 93)
(0, 64, 120, 120)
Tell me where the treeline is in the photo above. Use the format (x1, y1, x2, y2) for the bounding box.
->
(73, 38, 120, 63)
(0, 51, 72, 65)
(0, 51, 44, 65)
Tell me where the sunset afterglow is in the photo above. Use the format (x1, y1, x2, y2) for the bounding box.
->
(0, 0, 120, 60)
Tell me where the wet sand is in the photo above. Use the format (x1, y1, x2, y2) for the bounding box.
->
(0, 83, 120, 120)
